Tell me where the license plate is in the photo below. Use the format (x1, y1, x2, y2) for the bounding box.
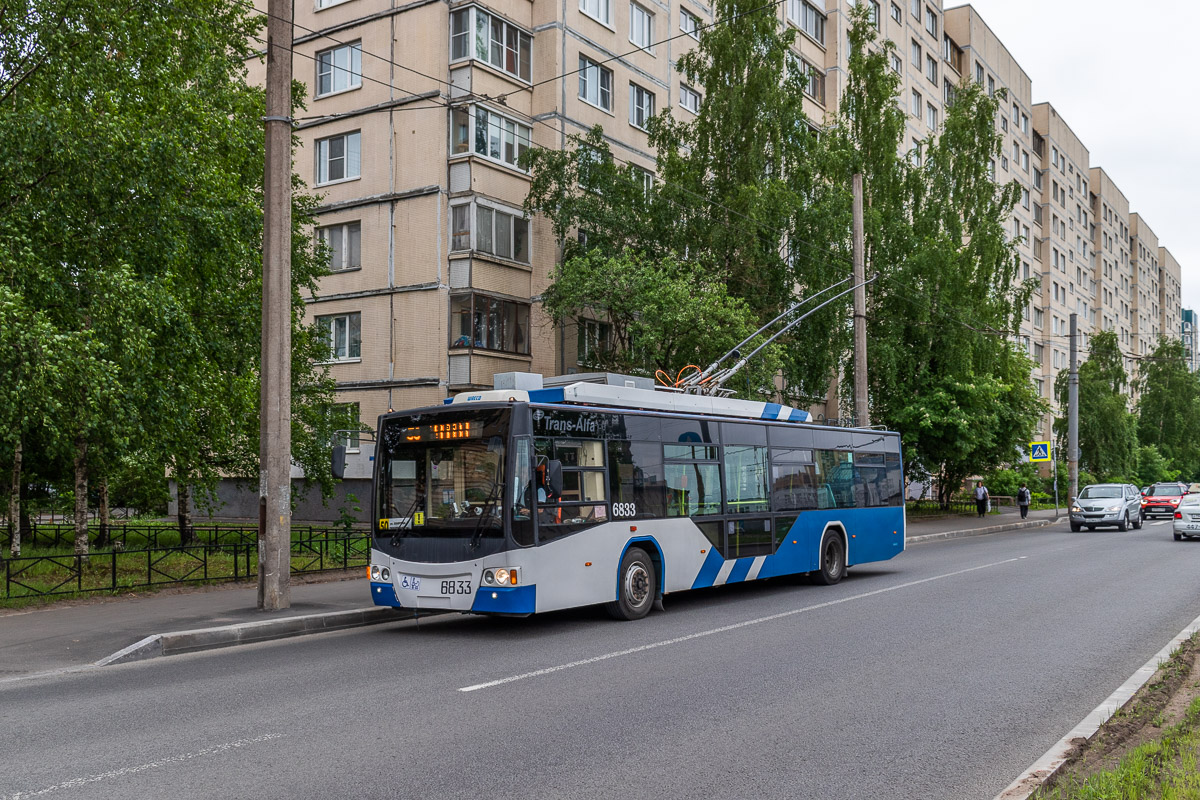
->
(1186, 524, 1200, 532)
(398, 574, 422, 591)
(439, 579, 472, 595)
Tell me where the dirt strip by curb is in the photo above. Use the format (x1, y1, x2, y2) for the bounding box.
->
(95, 606, 415, 666)
(993, 610, 1200, 800)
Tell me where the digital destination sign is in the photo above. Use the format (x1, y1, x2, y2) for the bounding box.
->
(400, 421, 479, 442)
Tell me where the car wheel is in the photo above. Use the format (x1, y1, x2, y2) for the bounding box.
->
(1117, 513, 1129, 532)
(1070, 522, 1081, 532)
(1175, 532, 1184, 541)
(605, 547, 655, 621)
(1133, 513, 1143, 530)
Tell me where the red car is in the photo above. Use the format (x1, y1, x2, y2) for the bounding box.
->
(1142, 482, 1189, 518)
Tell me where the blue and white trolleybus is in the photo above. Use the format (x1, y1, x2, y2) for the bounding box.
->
(367, 372, 905, 620)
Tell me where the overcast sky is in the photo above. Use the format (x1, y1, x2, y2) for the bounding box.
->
(949, 0, 1200, 314)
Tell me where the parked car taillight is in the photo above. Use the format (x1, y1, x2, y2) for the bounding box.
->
(1175, 511, 1183, 519)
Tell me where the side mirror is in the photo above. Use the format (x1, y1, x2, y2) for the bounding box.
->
(547, 459, 564, 498)
(332, 445, 347, 480)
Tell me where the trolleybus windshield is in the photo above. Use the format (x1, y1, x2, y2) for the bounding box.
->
(377, 408, 509, 539)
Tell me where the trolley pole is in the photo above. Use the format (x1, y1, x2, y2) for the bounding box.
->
(852, 173, 869, 428)
(259, 0, 293, 611)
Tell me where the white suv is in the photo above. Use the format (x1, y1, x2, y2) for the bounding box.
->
(1069, 484, 1144, 532)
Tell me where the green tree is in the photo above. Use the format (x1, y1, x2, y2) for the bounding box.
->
(1137, 337, 1200, 480)
(1053, 330, 1138, 480)
(0, 0, 341, 552)
(834, 10, 1043, 503)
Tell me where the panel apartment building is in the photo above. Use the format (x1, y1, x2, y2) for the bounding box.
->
(248, 0, 1182, 455)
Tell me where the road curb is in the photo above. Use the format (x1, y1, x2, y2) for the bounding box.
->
(95, 606, 414, 666)
(908, 517, 1059, 544)
(994, 610, 1200, 800)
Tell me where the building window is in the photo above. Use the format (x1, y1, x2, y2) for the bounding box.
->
(334, 402, 361, 451)
(943, 78, 955, 104)
(579, 55, 613, 111)
(788, 0, 825, 44)
(801, 61, 825, 105)
(911, 88, 921, 116)
(924, 6, 936, 36)
(629, 82, 655, 129)
(578, 319, 612, 365)
(926, 102, 937, 130)
(316, 42, 362, 97)
(925, 53, 937, 84)
(890, 2, 901, 22)
(987, 75, 995, 96)
(911, 39, 921, 65)
(317, 312, 362, 361)
(680, 7, 700, 38)
(450, 201, 531, 263)
(910, 0, 920, 19)
(317, 221, 361, 271)
(451, 106, 532, 170)
(630, 2, 654, 50)
(316, 131, 361, 185)
(680, 84, 701, 113)
(450, 294, 531, 354)
(891, 52, 902, 74)
(975, 62, 984, 84)
(580, 0, 612, 26)
(867, 0, 880, 28)
(911, 138, 922, 166)
(450, 8, 533, 82)
(1021, 113, 1029, 134)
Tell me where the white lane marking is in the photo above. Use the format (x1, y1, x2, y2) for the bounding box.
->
(995, 612, 1200, 800)
(2, 733, 285, 799)
(746, 556, 766, 582)
(1150, 521, 1168, 527)
(459, 557, 1026, 693)
(712, 560, 735, 586)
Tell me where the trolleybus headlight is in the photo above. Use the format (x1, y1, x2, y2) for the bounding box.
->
(495, 568, 510, 586)
(380, 568, 391, 581)
(371, 565, 381, 581)
(483, 568, 518, 586)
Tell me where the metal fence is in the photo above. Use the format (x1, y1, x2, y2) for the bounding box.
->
(2, 534, 371, 600)
(906, 497, 1013, 516)
(2, 524, 365, 552)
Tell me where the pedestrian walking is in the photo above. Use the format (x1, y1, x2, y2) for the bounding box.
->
(974, 481, 989, 518)
(1017, 482, 1031, 519)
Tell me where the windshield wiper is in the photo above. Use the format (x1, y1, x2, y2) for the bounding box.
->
(468, 482, 503, 551)
(389, 495, 423, 547)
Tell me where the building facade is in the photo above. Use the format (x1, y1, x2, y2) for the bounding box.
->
(247, 0, 1183, 454)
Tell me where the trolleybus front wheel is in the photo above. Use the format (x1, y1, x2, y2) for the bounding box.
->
(606, 547, 655, 621)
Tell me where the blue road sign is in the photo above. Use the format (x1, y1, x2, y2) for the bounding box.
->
(1030, 441, 1051, 462)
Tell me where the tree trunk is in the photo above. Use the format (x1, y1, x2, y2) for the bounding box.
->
(73, 436, 89, 558)
(177, 476, 194, 546)
(8, 438, 20, 557)
(96, 474, 110, 547)
(19, 480, 32, 547)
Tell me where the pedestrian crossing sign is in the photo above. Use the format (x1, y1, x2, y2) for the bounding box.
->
(1030, 441, 1051, 462)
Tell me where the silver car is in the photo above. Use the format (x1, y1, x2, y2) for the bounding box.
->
(1173, 497, 1200, 540)
(1070, 483, 1144, 532)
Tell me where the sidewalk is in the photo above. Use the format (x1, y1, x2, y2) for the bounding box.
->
(0, 508, 1060, 680)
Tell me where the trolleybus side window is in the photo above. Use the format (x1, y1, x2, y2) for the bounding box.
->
(770, 448, 818, 511)
(607, 440, 667, 518)
(511, 436, 535, 546)
(664, 442, 721, 517)
(534, 438, 609, 541)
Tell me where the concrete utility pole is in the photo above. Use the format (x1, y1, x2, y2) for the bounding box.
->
(1068, 313, 1079, 505)
(259, 0, 294, 611)
(852, 173, 869, 428)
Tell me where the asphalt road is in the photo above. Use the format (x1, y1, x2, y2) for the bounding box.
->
(4, 517, 1199, 800)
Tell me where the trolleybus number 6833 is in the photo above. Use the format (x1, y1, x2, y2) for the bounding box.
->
(441, 580, 472, 595)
